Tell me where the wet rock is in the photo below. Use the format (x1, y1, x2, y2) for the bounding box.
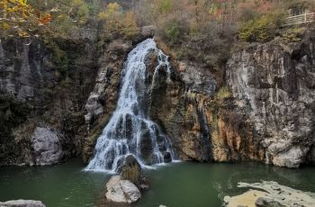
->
(120, 155, 142, 186)
(118, 155, 149, 191)
(163, 152, 172, 163)
(148, 59, 214, 162)
(31, 127, 63, 166)
(105, 176, 141, 204)
(139, 128, 154, 163)
(310, 146, 315, 164)
(125, 114, 133, 139)
(82, 39, 133, 162)
(0, 200, 46, 207)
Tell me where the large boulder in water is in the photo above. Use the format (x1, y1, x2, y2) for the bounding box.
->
(117, 155, 150, 191)
(119, 155, 142, 186)
(105, 176, 141, 204)
(0, 200, 46, 207)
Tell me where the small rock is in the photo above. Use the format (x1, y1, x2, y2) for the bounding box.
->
(0, 200, 46, 207)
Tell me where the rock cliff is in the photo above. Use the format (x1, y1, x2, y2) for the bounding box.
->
(0, 37, 98, 165)
(1, 27, 314, 168)
(226, 29, 315, 167)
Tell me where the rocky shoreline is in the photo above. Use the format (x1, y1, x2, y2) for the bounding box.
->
(224, 181, 315, 207)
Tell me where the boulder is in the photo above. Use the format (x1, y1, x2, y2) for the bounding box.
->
(105, 176, 141, 204)
(0, 200, 46, 207)
(119, 155, 142, 186)
(224, 181, 315, 207)
(31, 127, 63, 166)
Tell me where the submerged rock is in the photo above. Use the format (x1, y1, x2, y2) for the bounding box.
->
(0, 200, 46, 207)
(224, 181, 315, 207)
(105, 176, 141, 204)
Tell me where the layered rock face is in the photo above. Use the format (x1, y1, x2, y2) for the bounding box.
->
(0, 38, 98, 165)
(226, 31, 315, 168)
(148, 60, 215, 161)
(141, 31, 315, 166)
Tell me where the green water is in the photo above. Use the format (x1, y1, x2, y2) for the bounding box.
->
(1, 160, 315, 207)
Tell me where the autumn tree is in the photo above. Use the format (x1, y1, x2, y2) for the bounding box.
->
(27, 0, 91, 37)
(0, 0, 51, 38)
(98, 2, 139, 39)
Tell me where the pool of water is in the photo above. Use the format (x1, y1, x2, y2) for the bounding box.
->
(0, 160, 314, 207)
(0, 159, 108, 207)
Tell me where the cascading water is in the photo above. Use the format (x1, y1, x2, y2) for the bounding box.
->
(85, 39, 175, 173)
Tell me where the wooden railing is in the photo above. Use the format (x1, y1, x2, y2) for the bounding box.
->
(284, 12, 315, 26)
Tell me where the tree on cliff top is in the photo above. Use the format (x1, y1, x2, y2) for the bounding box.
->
(0, 0, 52, 38)
(98, 2, 139, 39)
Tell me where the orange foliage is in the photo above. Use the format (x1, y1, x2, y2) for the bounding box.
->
(0, 0, 52, 37)
(38, 14, 52, 25)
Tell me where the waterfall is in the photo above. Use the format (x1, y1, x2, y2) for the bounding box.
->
(85, 39, 175, 173)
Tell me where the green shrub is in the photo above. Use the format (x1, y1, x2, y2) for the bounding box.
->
(281, 27, 306, 42)
(98, 3, 139, 39)
(157, 16, 187, 45)
(216, 86, 232, 100)
(163, 20, 182, 44)
(239, 12, 285, 42)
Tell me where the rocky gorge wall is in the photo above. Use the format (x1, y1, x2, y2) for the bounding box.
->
(139, 28, 315, 167)
(0, 37, 98, 165)
(1, 27, 314, 169)
(226, 29, 315, 168)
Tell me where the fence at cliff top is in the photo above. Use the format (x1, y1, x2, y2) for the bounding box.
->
(284, 12, 315, 26)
